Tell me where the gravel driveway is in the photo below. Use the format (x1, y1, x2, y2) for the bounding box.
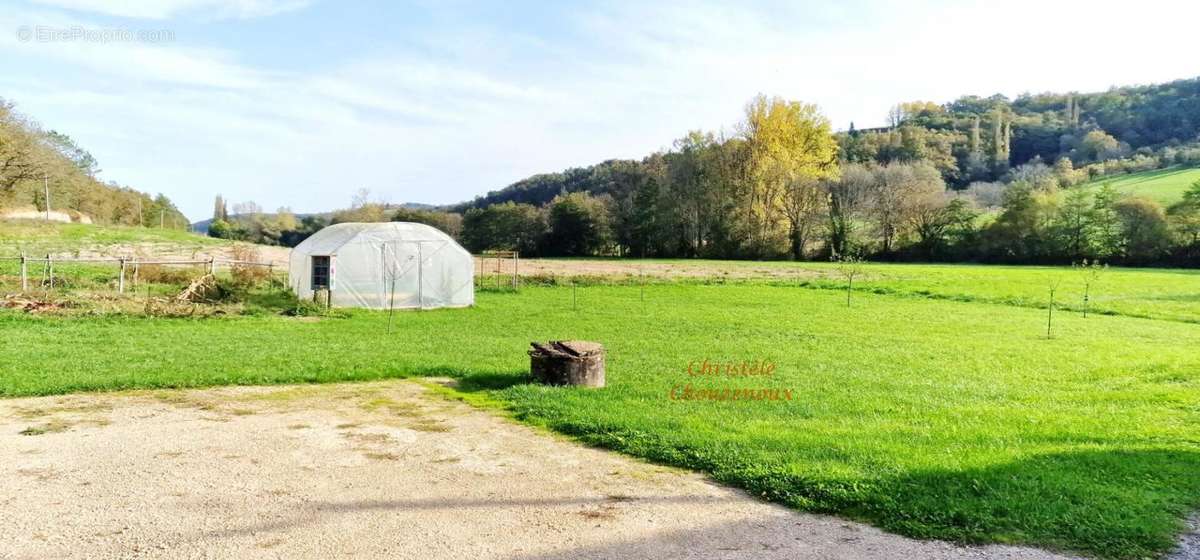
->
(0, 380, 1087, 560)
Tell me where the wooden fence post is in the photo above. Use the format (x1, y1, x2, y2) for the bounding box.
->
(118, 257, 126, 294)
(19, 253, 27, 293)
(208, 257, 216, 276)
(132, 261, 139, 289)
(47, 254, 53, 291)
(512, 251, 518, 291)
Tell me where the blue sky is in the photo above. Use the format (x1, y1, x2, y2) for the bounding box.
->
(2, 0, 1198, 221)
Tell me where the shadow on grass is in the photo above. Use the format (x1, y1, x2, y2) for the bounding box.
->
(178, 443, 1200, 559)
(457, 371, 531, 392)
(405, 366, 531, 393)
(1109, 165, 1197, 187)
(528, 418, 1200, 559)
(860, 448, 1200, 559)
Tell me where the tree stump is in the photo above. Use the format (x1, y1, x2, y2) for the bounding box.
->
(529, 340, 606, 388)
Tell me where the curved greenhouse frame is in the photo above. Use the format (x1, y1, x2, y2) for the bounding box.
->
(289, 222, 474, 309)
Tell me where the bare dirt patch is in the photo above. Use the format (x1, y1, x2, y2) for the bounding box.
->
(483, 257, 831, 282)
(0, 380, 1078, 559)
(64, 241, 291, 267)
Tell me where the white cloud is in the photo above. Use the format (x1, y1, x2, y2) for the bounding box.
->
(0, 9, 275, 90)
(4, 0, 1200, 220)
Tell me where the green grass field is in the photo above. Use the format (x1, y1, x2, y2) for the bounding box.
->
(3, 277, 1199, 558)
(1078, 166, 1200, 206)
(551, 258, 1200, 324)
(780, 261, 1199, 323)
(0, 220, 220, 256)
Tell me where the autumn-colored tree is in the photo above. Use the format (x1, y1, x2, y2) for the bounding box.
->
(740, 94, 839, 258)
(867, 161, 945, 254)
(781, 176, 826, 260)
(824, 163, 874, 257)
(1076, 129, 1123, 162)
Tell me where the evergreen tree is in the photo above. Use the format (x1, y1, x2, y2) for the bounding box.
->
(213, 195, 228, 221)
(970, 115, 981, 155)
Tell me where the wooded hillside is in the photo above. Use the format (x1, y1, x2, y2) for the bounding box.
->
(448, 78, 1200, 266)
(201, 76, 1200, 267)
(0, 98, 187, 228)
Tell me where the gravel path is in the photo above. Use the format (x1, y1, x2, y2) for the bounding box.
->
(1170, 515, 1200, 560)
(1, 380, 1085, 560)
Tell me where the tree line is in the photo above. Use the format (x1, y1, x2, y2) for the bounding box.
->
(208, 77, 1200, 267)
(207, 189, 463, 247)
(0, 98, 187, 228)
(448, 78, 1200, 266)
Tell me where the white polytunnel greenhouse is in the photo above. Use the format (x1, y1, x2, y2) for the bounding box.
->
(289, 222, 474, 310)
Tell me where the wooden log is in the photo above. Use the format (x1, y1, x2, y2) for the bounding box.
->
(176, 274, 217, 302)
(529, 340, 605, 388)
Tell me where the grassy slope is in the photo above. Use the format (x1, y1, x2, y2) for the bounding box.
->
(0, 220, 251, 295)
(0, 220, 221, 256)
(3, 285, 1199, 559)
(1077, 166, 1200, 206)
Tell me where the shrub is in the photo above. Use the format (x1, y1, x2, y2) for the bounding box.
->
(1115, 197, 1170, 263)
(229, 245, 271, 287)
(136, 264, 203, 285)
(963, 182, 1006, 210)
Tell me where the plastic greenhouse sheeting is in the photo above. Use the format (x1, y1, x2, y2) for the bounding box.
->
(289, 222, 474, 309)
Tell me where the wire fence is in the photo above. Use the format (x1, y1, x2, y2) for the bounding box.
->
(474, 251, 520, 292)
(0, 255, 281, 295)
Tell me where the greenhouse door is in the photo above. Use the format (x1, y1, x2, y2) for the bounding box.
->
(380, 241, 422, 310)
(379, 240, 452, 310)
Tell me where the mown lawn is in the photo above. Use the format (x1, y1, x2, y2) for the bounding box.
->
(564, 258, 1200, 323)
(1077, 165, 1200, 206)
(789, 262, 1200, 323)
(3, 282, 1199, 558)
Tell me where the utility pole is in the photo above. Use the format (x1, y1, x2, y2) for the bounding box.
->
(43, 173, 50, 221)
